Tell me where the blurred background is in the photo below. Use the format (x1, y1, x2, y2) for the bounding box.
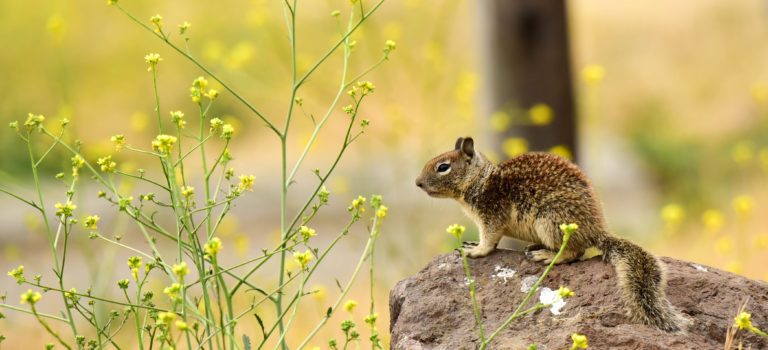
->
(1, 0, 768, 348)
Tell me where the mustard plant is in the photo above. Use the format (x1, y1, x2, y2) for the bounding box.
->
(450, 223, 578, 349)
(0, 0, 394, 349)
(725, 298, 767, 350)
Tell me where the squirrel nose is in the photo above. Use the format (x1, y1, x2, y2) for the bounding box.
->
(416, 179, 424, 188)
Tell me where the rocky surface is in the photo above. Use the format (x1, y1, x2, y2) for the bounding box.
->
(389, 248, 768, 349)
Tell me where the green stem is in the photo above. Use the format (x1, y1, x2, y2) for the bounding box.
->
(31, 305, 73, 350)
(23, 281, 164, 312)
(479, 231, 572, 349)
(25, 131, 81, 346)
(0, 186, 39, 209)
(456, 236, 484, 342)
(294, 0, 386, 89)
(271, 271, 305, 350)
(0, 303, 68, 322)
(115, 4, 280, 136)
(295, 213, 378, 349)
(275, 0, 298, 346)
(123, 288, 144, 349)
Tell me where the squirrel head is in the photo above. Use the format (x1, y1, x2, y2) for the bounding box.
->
(415, 137, 491, 199)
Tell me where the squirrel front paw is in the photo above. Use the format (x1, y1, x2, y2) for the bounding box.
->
(465, 244, 494, 258)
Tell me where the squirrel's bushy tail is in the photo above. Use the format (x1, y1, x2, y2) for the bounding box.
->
(597, 235, 689, 333)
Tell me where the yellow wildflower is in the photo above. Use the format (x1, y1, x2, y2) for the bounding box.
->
(701, 210, 724, 233)
(446, 224, 465, 238)
(151, 134, 177, 153)
(529, 103, 553, 125)
(111, 134, 126, 151)
(144, 53, 162, 71)
(172, 262, 189, 279)
(55, 201, 77, 217)
(735, 311, 752, 329)
(204, 237, 223, 256)
(84, 215, 99, 230)
(343, 299, 357, 312)
(581, 64, 604, 84)
(97, 155, 117, 173)
(570, 333, 588, 349)
(20, 290, 42, 305)
(293, 250, 313, 269)
(732, 195, 754, 216)
(238, 174, 255, 192)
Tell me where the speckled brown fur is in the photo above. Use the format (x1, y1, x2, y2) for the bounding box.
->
(415, 137, 690, 333)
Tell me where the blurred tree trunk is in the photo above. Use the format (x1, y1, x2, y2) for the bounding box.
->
(480, 0, 577, 162)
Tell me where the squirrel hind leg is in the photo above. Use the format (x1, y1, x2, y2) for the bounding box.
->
(526, 248, 580, 265)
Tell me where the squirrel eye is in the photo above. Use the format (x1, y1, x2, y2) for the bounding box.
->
(437, 163, 450, 172)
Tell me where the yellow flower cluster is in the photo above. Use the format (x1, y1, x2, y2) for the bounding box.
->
(293, 250, 313, 269)
(55, 201, 77, 217)
(157, 311, 176, 325)
(170, 110, 186, 129)
(559, 223, 579, 236)
(385, 40, 396, 51)
(111, 134, 126, 151)
(570, 333, 588, 349)
(557, 286, 574, 298)
(529, 103, 553, 125)
(24, 113, 45, 131)
(189, 76, 218, 103)
(701, 210, 724, 233)
(20, 289, 42, 305)
(179, 21, 191, 35)
(348, 195, 366, 213)
(661, 203, 685, 225)
(446, 224, 466, 238)
(238, 174, 255, 192)
(299, 226, 317, 240)
(181, 186, 195, 200)
(581, 64, 604, 84)
(150, 14, 163, 33)
(221, 124, 235, 139)
(84, 215, 99, 230)
(502, 137, 528, 158)
(71, 155, 85, 177)
(152, 134, 177, 153)
(343, 299, 357, 312)
(204, 237, 223, 256)
(347, 81, 376, 98)
(735, 311, 752, 330)
(127, 256, 142, 281)
(732, 195, 754, 216)
(210, 118, 224, 132)
(144, 53, 162, 71)
(163, 283, 182, 299)
(65, 287, 78, 302)
(8, 265, 24, 282)
(172, 262, 189, 279)
(364, 313, 379, 325)
(376, 205, 388, 218)
(97, 155, 117, 173)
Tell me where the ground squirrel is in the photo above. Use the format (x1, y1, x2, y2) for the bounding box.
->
(415, 136, 690, 333)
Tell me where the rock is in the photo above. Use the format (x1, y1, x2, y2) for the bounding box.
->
(389, 249, 768, 349)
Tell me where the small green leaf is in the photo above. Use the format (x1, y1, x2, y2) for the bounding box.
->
(253, 313, 266, 339)
(242, 334, 252, 350)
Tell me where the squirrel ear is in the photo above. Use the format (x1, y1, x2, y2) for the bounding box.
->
(454, 137, 464, 150)
(460, 137, 475, 158)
